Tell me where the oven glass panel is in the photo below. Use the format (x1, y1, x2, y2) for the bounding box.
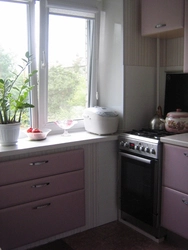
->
(121, 156, 155, 226)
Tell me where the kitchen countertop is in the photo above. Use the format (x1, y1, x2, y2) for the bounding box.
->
(0, 131, 118, 158)
(160, 133, 188, 147)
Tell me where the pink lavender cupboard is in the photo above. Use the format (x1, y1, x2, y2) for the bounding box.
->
(161, 143, 188, 239)
(0, 149, 85, 250)
(141, 0, 184, 38)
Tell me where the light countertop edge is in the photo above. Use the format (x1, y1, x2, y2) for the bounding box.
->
(160, 133, 188, 148)
(0, 131, 119, 157)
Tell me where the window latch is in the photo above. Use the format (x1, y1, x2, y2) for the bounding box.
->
(41, 51, 46, 69)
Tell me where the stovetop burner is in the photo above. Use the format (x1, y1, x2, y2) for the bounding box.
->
(126, 129, 174, 140)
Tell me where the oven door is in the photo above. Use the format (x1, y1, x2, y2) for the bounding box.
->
(119, 152, 160, 228)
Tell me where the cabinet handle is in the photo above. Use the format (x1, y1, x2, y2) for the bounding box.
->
(155, 23, 166, 28)
(33, 203, 51, 209)
(29, 160, 48, 166)
(182, 198, 188, 205)
(184, 152, 188, 157)
(31, 182, 50, 188)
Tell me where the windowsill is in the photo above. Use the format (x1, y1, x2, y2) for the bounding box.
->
(0, 131, 118, 158)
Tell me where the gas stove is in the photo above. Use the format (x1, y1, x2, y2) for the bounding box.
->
(124, 129, 173, 140)
(119, 129, 172, 159)
(119, 128, 168, 239)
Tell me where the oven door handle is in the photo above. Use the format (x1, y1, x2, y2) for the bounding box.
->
(119, 152, 152, 164)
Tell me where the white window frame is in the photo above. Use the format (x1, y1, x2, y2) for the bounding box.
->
(28, 0, 39, 128)
(0, 0, 102, 134)
(38, 0, 101, 133)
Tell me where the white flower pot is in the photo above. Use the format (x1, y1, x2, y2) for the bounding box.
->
(0, 123, 20, 146)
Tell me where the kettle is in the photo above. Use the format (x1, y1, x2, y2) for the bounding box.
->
(150, 106, 165, 130)
(160, 109, 188, 133)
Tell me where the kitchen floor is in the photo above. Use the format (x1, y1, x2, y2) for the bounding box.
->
(32, 221, 188, 250)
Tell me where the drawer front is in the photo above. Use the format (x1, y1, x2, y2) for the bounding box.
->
(0, 190, 85, 250)
(0, 149, 84, 186)
(162, 144, 188, 193)
(0, 169, 84, 209)
(161, 187, 188, 240)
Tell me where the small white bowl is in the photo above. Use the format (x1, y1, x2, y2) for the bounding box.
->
(25, 128, 51, 141)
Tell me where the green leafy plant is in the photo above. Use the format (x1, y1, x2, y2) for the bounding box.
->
(0, 52, 37, 124)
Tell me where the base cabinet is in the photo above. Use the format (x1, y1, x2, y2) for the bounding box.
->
(0, 191, 85, 250)
(161, 144, 188, 239)
(161, 187, 188, 239)
(0, 149, 85, 250)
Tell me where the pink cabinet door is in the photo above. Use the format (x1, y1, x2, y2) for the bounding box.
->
(0, 169, 84, 209)
(0, 190, 85, 250)
(161, 187, 188, 239)
(141, 0, 184, 37)
(162, 144, 188, 194)
(0, 148, 84, 185)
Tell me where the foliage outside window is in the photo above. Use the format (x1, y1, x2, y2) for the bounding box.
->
(47, 15, 88, 122)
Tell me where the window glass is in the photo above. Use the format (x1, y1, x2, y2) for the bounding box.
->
(0, 2, 28, 62)
(48, 15, 88, 121)
(0, 1, 30, 127)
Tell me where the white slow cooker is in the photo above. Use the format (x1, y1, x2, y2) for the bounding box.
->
(83, 106, 119, 135)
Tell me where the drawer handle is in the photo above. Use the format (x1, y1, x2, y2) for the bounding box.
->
(184, 153, 188, 157)
(182, 198, 188, 205)
(29, 160, 48, 166)
(31, 182, 50, 188)
(155, 23, 166, 28)
(33, 203, 51, 209)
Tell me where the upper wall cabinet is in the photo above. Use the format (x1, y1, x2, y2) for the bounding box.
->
(141, 0, 184, 38)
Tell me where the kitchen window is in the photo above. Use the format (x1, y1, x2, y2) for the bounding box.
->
(0, 0, 101, 133)
(0, 0, 32, 127)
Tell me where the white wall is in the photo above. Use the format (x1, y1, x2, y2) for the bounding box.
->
(98, 0, 184, 132)
(98, 0, 124, 131)
(124, 66, 156, 130)
(123, 0, 184, 130)
(124, 0, 157, 131)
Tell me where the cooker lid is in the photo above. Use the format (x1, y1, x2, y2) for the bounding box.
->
(86, 106, 118, 117)
(167, 109, 188, 118)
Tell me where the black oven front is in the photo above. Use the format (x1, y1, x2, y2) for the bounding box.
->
(120, 152, 160, 226)
(118, 134, 166, 239)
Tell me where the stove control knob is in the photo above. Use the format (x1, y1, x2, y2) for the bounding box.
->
(119, 141, 124, 147)
(139, 146, 144, 151)
(124, 142, 129, 148)
(144, 147, 149, 153)
(134, 145, 139, 150)
(150, 148, 155, 154)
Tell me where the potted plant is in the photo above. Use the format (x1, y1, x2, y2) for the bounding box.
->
(0, 52, 37, 146)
